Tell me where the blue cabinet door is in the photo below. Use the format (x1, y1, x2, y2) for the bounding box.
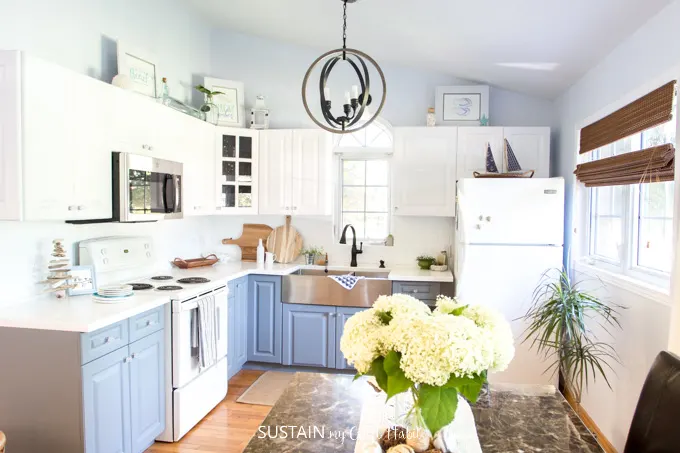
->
(82, 345, 132, 453)
(235, 278, 249, 369)
(335, 307, 366, 370)
(282, 304, 336, 368)
(247, 275, 283, 363)
(129, 330, 165, 453)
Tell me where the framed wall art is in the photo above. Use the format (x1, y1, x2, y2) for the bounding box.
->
(67, 265, 97, 296)
(435, 85, 490, 126)
(116, 42, 159, 98)
(204, 77, 246, 127)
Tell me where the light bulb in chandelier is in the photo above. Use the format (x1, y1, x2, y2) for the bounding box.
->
(301, 0, 387, 134)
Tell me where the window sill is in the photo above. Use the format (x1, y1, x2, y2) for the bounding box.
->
(573, 261, 671, 306)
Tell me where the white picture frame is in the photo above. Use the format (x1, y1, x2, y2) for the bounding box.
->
(116, 41, 159, 98)
(67, 265, 97, 296)
(435, 85, 490, 126)
(204, 77, 246, 127)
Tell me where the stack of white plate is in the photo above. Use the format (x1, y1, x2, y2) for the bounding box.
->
(93, 284, 134, 304)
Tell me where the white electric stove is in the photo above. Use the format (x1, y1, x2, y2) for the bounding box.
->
(79, 237, 230, 443)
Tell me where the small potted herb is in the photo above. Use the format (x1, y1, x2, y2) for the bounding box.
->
(194, 85, 224, 125)
(301, 246, 325, 265)
(416, 255, 436, 270)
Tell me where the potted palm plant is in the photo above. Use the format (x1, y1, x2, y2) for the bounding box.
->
(520, 268, 623, 403)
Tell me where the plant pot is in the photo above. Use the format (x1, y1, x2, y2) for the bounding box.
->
(304, 254, 316, 265)
(418, 259, 434, 270)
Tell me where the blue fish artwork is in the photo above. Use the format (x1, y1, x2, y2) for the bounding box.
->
(454, 97, 474, 117)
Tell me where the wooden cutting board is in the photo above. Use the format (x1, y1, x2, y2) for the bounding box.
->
(222, 224, 273, 262)
(266, 216, 303, 264)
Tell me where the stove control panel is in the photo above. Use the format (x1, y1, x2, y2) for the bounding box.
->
(79, 237, 155, 274)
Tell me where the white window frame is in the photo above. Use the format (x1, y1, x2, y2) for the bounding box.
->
(332, 117, 394, 244)
(573, 75, 680, 295)
(335, 154, 392, 245)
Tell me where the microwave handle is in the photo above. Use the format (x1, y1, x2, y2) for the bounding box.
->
(163, 174, 177, 213)
(174, 175, 181, 213)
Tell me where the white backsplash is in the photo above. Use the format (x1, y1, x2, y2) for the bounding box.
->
(0, 215, 453, 307)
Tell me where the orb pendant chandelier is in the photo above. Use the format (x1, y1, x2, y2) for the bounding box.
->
(302, 0, 387, 134)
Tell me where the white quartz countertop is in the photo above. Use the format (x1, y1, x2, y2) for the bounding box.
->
(0, 262, 453, 333)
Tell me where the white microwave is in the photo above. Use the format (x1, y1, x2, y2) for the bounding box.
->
(112, 152, 183, 222)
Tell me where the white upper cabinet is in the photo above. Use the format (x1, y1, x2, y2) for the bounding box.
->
(259, 129, 331, 216)
(392, 127, 458, 217)
(502, 127, 551, 178)
(0, 52, 21, 220)
(457, 127, 505, 179)
(457, 126, 550, 178)
(0, 52, 114, 221)
(291, 130, 331, 216)
(182, 119, 216, 216)
(216, 127, 259, 215)
(259, 130, 292, 215)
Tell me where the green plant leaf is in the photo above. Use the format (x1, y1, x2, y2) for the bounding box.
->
(211, 91, 224, 96)
(383, 351, 413, 400)
(443, 372, 486, 403)
(370, 357, 388, 392)
(450, 305, 468, 316)
(194, 85, 210, 94)
(377, 311, 393, 325)
(418, 385, 459, 434)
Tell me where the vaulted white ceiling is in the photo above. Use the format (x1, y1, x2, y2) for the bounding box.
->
(186, 0, 672, 99)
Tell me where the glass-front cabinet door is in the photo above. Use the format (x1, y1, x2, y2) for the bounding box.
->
(216, 128, 259, 214)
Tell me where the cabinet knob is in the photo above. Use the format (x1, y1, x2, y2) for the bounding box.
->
(124, 356, 132, 363)
(292, 206, 297, 211)
(412, 289, 419, 294)
(475, 224, 482, 230)
(68, 206, 75, 211)
(131, 353, 137, 359)
(478, 215, 484, 221)
(77, 205, 85, 211)
(394, 206, 399, 211)
(104, 336, 112, 344)
(146, 320, 156, 327)
(485, 216, 492, 222)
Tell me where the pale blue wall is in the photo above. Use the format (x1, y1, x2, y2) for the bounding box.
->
(0, 0, 212, 106)
(209, 27, 555, 129)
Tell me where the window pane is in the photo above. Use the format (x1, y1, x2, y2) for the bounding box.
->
(343, 161, 365, 185)
(642, 121, 676, 148)
(638, 182, 674, 272)
(590, 186, 624, 262)
(366, 213, 388, 240)
(366, 187, 389, 212)
(366, 160, 389, 185)
(343, 187, 365, 211)
(342, 213, 365, 239)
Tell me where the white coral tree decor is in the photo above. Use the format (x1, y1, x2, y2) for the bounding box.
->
(340, 294, 515, 435)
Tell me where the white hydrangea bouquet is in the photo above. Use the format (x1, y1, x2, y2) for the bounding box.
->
(340, 294, 515, 437)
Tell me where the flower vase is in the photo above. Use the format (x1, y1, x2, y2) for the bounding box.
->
(385, 391, 482, 453)
(201, 101, 220, 125)
(305, 254, 316, 265)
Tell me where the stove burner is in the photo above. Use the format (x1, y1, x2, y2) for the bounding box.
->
(157, 285, 183, 291)
(128, 283, 154, 291)
(176, 277, 211, 284)
(151, 275, 173, 281)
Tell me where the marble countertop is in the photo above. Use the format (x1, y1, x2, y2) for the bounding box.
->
(0, 263, 452, 333)
(243, 373, 603, 453)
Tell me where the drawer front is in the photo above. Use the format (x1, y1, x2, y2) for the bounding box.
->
(392, 282, 441, 301)
(81, 320, 129, 364)
(129, 306, 165, 343)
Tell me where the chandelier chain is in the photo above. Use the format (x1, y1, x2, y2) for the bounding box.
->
(342, 0, 348, 51)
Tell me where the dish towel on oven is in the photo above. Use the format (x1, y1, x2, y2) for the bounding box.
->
(197, 294, 217, 369)
(328, 274, 364, 290)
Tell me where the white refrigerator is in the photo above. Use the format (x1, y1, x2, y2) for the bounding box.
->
(455, 177, 565, 386)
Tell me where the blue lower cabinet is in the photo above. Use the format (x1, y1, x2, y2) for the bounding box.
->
(82, 346, 133, 453)
(234, 278, 249, 368)
(227, 295, 238, 378)
(282, 304, 336, 368)
(335, 307, 367, 370)
(129, 330, 165, 453)
(247, 275, 283, 364)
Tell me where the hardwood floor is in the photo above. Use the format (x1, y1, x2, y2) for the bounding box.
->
(145, 370, 269, 453)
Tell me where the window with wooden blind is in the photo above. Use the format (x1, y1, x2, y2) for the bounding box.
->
(578, 81, 677, 284)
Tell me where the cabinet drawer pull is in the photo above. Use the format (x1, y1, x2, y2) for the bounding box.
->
(131, 353, 137, 359)
(124, 356, 132, 363)
(145, 320, 156, 327)
(104, 336, 115, 344)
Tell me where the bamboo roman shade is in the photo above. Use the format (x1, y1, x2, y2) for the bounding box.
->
(575, 80, 677, 187)
(579, 81, 676, 154)
(574, 143, 675, 187)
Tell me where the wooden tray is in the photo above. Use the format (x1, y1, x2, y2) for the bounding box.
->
(473, 170, 535, 178)
(172, 254, 219, 269)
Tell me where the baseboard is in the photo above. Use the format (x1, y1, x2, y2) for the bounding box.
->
(562, 387, 618, 453)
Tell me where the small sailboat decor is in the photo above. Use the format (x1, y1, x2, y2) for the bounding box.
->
(473, 139, 535, 178)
